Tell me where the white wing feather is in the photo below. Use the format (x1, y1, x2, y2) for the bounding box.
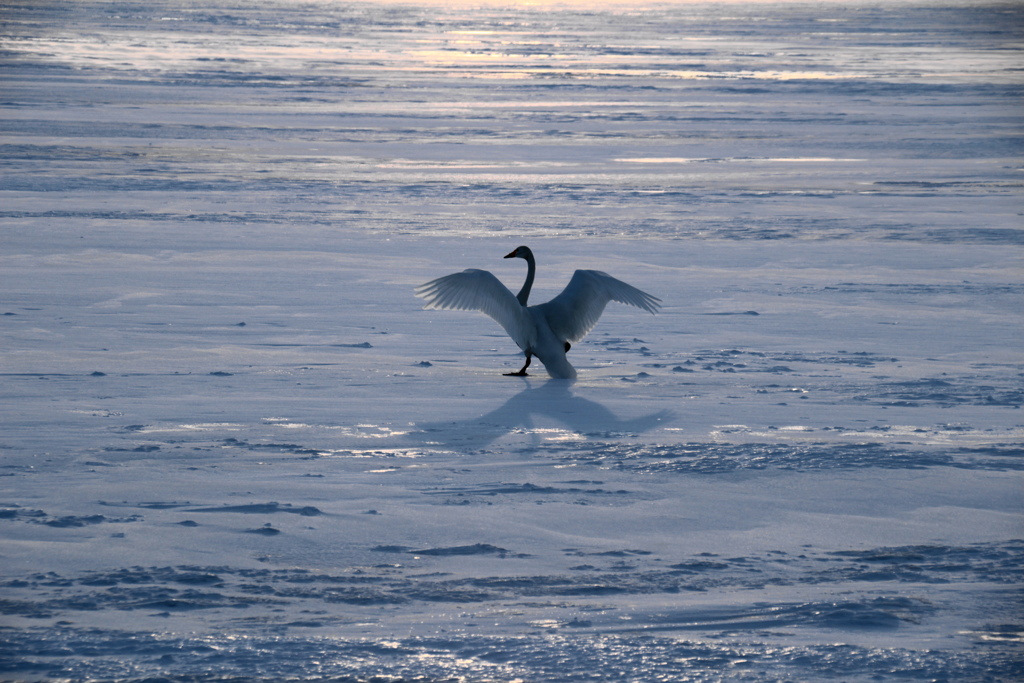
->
(538, 269, 661, 343)
(415, 269, 535, 352)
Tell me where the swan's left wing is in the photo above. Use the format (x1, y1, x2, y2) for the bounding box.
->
(538, 269, 660, 343)
(415, 269, 533, 351)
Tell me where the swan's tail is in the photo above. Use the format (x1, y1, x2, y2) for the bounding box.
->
(535, 348, 577, 379)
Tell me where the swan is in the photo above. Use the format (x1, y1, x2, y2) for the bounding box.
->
(415, 246, 661, 379)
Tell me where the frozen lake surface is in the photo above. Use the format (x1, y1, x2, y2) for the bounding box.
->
(1, 1, 1022, 680)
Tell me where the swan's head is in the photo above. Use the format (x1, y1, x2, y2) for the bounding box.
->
(504, 245, 532, 260)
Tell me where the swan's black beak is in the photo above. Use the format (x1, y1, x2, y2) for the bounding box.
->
(504, 249, 518, 259)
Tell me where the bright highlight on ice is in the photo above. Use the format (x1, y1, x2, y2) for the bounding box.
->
(416, 246, 660, 379)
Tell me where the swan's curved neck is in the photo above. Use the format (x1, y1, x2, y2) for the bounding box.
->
(516, 249, 535, 306)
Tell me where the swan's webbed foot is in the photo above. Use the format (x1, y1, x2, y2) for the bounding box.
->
(504, 354, 532, 376)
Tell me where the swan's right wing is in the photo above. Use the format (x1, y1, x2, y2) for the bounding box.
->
(540, 269, 661, 343)
(415, 269, 533, 351)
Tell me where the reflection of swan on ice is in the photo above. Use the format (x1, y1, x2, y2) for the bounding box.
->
(405, 379, 675, 452)
(415, 246, 660, 379)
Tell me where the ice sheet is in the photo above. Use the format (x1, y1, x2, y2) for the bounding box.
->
(1, 1, 1021, 680)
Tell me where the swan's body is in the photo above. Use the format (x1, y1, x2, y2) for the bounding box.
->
(415, 246, 660, 379)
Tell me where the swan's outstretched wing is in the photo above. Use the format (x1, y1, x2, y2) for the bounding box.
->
(415, 269, 534, 351)
(539, 269, 660, 343)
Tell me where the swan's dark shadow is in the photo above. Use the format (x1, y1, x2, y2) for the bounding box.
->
(404, 379, 674, 451)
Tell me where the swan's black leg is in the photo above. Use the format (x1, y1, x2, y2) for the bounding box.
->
(564, 342, 571, 352)
(504, 354, 532, 376)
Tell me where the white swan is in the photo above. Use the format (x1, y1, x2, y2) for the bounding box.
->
(415, 246, 661, 379)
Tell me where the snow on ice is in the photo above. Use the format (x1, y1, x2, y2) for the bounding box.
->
(1, 0, 1022, 680)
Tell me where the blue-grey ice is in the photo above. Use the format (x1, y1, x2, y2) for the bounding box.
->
(0, 0, 1021, 681)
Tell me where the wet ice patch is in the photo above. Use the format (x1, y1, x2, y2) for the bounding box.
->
(2, 541, 1021, 680)
(530, 440, 1024, 474)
